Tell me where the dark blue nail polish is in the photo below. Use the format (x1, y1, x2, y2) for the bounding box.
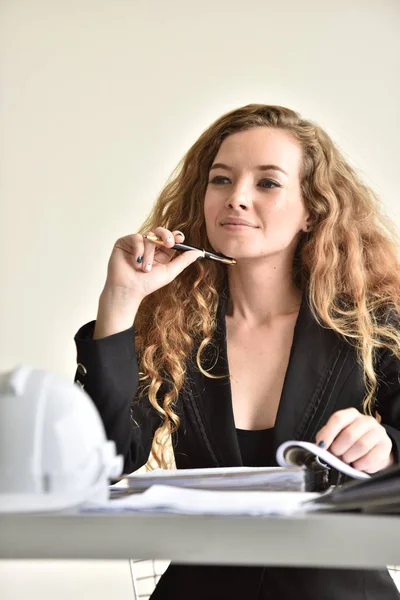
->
(136, 256, 143, 264)
(318, 440, 325, 448)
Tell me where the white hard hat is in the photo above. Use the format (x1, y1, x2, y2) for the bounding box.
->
(0, 365, 123, 512)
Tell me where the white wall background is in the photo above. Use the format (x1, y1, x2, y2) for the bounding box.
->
(1, 0, 399, 378)
(0, 0, 399, 598)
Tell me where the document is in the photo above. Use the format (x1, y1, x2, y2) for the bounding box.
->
(85, 485, 319, 516)
(117, 440, 369, 497)
(122, 465, 316, 493)
(83, 441, 388, 517)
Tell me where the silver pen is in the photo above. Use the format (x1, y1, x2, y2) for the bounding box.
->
(143, 235, 236, 265)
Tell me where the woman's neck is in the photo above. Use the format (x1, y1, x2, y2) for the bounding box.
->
(226, 257, 302, 327)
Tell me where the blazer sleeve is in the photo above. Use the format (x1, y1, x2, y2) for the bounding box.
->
(375, 348, 400, 462)
(74, 321, 162, 473)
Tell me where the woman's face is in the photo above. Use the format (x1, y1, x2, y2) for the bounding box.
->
(204, 127, 309, 261)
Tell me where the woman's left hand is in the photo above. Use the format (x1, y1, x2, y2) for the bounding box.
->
(315, 408, 394, 473)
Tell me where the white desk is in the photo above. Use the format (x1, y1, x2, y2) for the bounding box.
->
(1, 511, 399, 569)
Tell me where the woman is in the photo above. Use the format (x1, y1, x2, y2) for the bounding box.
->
(74, 104, 400, 599)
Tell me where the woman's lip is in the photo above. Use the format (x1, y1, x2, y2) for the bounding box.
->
(221, 223, 257, 229)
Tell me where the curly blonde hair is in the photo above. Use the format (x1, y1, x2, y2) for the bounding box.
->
(134, 104, 400, 469)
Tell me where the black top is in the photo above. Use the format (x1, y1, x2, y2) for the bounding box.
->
(236, 427, 276, 467)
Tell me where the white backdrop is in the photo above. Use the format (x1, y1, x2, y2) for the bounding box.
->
(1, 0, 399, 377)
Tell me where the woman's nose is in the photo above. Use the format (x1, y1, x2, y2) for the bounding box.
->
(225, 186, 252, 210)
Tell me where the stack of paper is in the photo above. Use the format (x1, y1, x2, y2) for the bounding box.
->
(84, 485, 319, 516)
(122, 465, 317, 493)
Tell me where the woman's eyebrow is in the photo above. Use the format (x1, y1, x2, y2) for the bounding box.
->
(210, 162, 288, 176)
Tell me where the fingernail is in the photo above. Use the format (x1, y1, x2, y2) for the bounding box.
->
(145, 262, 151, 271)
(318, 440, 325, 448)
(136, 256, 143, 264)
(176, 232, 184, 238)
(167, 235, 173, 241)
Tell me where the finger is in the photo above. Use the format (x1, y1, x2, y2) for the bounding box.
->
(340, 428, 381, 465)
(144, 227, 179, 267)
(152, 228, 185, 251)
(151, 229, 186, 263)
(352, 438, 393, 473)
(164, 249, 203, 280)
(152, 227, 176, 249)
(172, 230, 185, 242)
(315, 408, 361, 450)
(142, 231, 158, 272)
(154, 246, 174, 264)
(328, 416, 377, 458)
(115, 234, 145, 269)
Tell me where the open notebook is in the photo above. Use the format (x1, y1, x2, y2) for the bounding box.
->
(112, 440, 370, 495)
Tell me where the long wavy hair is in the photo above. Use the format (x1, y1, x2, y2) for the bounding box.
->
(134, 104, 400, 469)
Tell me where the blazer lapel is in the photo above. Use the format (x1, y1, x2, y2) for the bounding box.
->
(186, 296, 243, 467)
(274, 295, 353, 447)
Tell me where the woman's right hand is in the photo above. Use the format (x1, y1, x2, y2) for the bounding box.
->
(94, 228, 202, 338)
(107, 228, 202, 300)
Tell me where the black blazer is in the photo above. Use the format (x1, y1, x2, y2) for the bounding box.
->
(74, 296, 400, 600)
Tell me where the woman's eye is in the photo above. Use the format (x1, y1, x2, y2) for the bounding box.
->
(210, 175, 230, 185)
(258, 179, 281, 189)
(209, 176, 281, 188)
